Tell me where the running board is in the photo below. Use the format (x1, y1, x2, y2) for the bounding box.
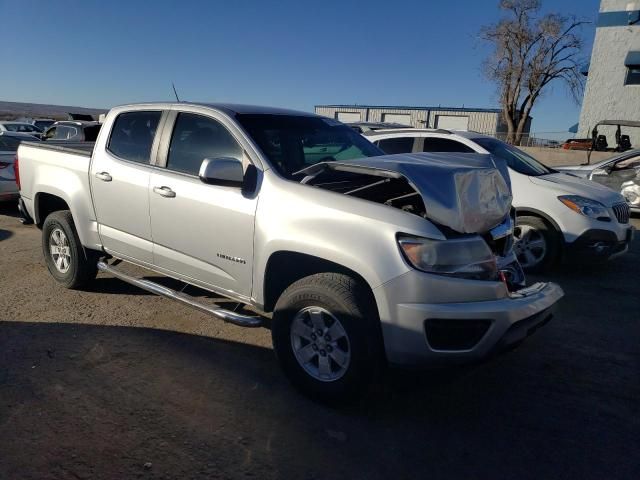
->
(97, 261, 263, 328)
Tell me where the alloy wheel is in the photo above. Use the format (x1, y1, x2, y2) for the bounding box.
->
(290, 306, 351, 382)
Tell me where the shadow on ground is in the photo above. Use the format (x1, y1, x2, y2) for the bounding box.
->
(0, 321, 637, 479)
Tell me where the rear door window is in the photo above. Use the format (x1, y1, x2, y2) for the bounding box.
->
(107, 111, 162, 164)
(375, 137, 414, 154)
(422, 137, 475, 153)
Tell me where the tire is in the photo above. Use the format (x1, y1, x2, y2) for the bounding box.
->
(42, 210, 98, 289)
(514, 215, 561, 273)
(271, 272, 383, 404)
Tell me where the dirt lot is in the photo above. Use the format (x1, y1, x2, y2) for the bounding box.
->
(0, 203, 638, 480)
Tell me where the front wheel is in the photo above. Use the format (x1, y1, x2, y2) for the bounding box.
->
(42, 210, 98, 289)
(514, 215, 561, 272)
(271, 273, 383, 404)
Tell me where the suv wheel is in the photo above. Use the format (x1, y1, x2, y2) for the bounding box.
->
(271, 273, 383, 404)
(514, 216, 560, 272)
(42, 210, 98, 289)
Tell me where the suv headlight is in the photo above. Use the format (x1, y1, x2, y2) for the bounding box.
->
(558, 195, 610, 220)
(397, 235, 497, 280)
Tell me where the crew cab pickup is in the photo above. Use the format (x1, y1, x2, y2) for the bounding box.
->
(17, 102, 563, 402)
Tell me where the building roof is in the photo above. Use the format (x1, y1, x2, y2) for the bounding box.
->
(316, 104, 503, 114)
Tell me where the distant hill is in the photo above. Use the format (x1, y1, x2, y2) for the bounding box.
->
(0, 100, 108, 121)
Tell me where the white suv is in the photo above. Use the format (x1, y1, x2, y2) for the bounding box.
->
(364, 129, 634, 271)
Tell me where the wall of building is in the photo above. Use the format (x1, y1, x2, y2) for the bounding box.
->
(519, 147, 612, 167)
(313, 106, 526, 136)
(578, 0, 640, 146)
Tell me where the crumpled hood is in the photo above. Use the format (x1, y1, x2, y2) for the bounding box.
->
(322, 152, 512, 234)
(530, 173, 626, 206)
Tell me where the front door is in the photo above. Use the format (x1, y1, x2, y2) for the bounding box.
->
(148, 111, 257, 299)
(90, 110, 163, 264)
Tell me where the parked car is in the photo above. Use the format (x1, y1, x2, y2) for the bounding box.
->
(364, 129, 634, 271)
(562, 138, 592, 150)
(32, 119, 56, 131)
(43, 121, 101, 142)
(0, 132, 39, 201)
(555, 149, 640, 213)
(0, 121, 43, 138)
(16, 102, 563, 402)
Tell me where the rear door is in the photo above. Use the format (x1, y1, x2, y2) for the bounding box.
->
(90, 110, 164, 264)
(148, 108, 257, 298)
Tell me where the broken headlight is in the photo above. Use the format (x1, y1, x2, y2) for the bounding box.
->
(397, 235, 497, 280)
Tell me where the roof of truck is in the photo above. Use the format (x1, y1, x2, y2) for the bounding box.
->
(115, 102, 319, 117)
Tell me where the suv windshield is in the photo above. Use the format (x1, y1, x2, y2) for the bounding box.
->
(236, 114, 384, 178)
(473, 137, 552, 176)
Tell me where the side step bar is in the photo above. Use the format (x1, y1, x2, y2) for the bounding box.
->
(97, 261, 263, 328)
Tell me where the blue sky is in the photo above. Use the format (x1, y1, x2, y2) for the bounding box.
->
(2, 0, 600, 134)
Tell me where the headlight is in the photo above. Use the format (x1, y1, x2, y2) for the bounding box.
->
(397, 235, 497, 280)
(558, 195, 610, 220)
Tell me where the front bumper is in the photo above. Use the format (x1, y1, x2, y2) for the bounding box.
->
(373, 271, 564, 366)
(564, 227, 634, 261)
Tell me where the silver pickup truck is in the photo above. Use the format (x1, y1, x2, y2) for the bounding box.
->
(17, 102, 563, 402)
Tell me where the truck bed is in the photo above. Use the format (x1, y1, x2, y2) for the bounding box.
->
(22, 141, 95, 157)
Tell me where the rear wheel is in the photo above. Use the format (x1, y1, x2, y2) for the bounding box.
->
(271, 273, 383, 404)
(42, 210, 98, 289)
(514, 215, 560, 272)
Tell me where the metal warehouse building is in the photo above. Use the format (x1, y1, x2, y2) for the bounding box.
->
(315, 104, 531, 137)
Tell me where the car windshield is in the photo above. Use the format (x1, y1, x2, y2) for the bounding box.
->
(473, 137, 552, 176)
(236, 114, 384, 179)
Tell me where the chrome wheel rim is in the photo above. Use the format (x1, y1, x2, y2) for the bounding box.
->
(514, 224, 547, 268)
(49, 228, 71, 273)
(290, 306, 351, 382)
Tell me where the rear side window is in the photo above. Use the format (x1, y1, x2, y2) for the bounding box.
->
(108, 111, 161, 164)
(376, 137, 414, 154)
(166, 113, 242, 175)
(422, 137, 474, 153)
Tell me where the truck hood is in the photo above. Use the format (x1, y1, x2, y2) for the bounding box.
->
(300, 152, 512, 234)
(529, 172, 625, 206)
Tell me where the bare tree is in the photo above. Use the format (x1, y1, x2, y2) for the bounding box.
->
(480, 0, 587, 145)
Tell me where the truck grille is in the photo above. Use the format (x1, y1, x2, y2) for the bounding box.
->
(612, 202, 630, 224)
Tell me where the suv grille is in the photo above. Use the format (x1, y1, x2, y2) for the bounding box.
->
(612, 202, 630, 224)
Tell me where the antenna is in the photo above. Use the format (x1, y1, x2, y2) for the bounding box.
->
(172, 82, 181, 102)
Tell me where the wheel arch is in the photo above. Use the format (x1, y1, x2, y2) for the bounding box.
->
(34, 191, 71, 227)
(262, 251, 378, 315)
(515, 207, 562, 233)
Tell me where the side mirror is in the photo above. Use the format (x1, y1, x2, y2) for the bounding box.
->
(589, 168, 609, 179)
(199, 157, 244, 187)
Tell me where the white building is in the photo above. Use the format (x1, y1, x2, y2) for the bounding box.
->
(578, 0, 640, 146)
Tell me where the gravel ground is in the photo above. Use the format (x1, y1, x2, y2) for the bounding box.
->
(0, 203, 638, 480)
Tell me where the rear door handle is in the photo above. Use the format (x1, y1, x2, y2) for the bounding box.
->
(95, 172, 112, 182)
(153, 186, 176, 198)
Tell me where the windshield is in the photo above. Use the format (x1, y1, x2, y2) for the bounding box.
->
(236, 114, 384, 178)
(473, 137, 552, 176)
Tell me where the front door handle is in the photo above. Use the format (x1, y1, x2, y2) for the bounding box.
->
(153, 186, 176, 198)
(95, 172, 112, 182)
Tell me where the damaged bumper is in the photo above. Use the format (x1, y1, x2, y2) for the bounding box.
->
(373, 270, 564, 366)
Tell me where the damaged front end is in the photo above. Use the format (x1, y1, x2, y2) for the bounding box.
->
(298, 152, 525, 289)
